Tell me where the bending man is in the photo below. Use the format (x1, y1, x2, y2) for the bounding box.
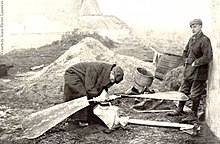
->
(63, 62, 124, 126)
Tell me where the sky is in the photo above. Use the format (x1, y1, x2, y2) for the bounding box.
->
(5, 0, 212, 34)
(97, 0, 211, 31)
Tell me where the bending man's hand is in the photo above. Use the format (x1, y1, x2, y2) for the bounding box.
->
(93, 90, 108, 102)
(191, 61, 195, 67)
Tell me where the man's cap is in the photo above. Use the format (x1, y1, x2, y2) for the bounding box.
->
(112, 66, 124, 84)
(189, 19, 202, 27)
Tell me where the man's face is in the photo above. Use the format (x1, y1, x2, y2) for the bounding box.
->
(191, 24, 202, 36)
(109, 71, 115, 83)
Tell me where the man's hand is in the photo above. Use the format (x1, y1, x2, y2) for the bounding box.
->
(92, 90, 108, 102)
(191, 61, 195, 67)
(134, 85, 147, 94)
(107, 95, 120, 101)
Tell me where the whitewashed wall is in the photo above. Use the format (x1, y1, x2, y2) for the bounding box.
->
(206, 0, 220, 140)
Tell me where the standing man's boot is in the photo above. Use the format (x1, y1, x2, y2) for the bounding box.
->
(167, 101, 186, 116)
(180, 111, 197, 123)
(181, 98, 200, 123)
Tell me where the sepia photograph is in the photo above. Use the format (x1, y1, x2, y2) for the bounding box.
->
(0, 0, 220, 143)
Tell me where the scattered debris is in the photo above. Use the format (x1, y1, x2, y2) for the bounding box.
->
(0, 79, 11, 83)
(30, 65, 45, 71)
(0, 111, 6, 118)
(132, 99, 164, 110)
(0, 64, 13, 78)
(181, 123, 201, 136)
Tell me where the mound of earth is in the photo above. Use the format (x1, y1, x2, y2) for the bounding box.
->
(162, 66, 184, 91)
(19, 37, 154, 106)
(57, 29, 119, 48)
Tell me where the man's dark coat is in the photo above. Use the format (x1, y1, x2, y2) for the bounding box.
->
(63, 62, 115, 122)
(183, 32, 213, 80)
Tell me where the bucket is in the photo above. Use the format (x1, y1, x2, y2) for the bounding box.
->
(134, 67, 154, 87)
(155, 53, 183, 80)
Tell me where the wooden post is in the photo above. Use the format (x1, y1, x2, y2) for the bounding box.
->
(149, 47, 162, 66)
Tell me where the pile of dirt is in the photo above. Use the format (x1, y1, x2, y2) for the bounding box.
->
(0, 30, 119, 76)
(19, 37, 154, 106)
(161, 66, 184, 91)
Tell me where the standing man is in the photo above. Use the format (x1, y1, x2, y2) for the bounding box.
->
(63, 61, 124, 126)
(168, 19, 213, 123)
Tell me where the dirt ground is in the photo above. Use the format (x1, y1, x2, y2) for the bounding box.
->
(0, 35, 220, 144)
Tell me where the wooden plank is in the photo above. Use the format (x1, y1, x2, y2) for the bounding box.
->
(22, 96, 90, 139)
(30, 64, 45, 71)
(133, 109, 175, 113)
(149, 47, 162, 65)
(121, 91, 189, 101)
(127, 118, 194, 130)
